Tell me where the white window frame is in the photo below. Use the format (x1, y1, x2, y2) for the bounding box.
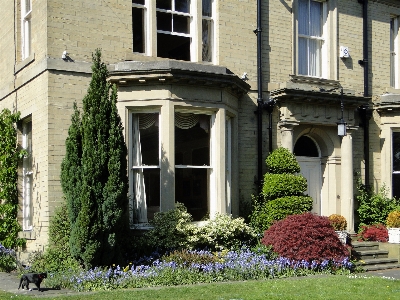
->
(390, 16, 400, 89)
(22, 120, 33, 231)
(295, 0, 334, 79)
(21, 0, 32, 60)
(132, 0, 215, 63)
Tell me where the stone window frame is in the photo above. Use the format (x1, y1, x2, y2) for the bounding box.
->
(293, 0, 337, 80)
(132, 0, 215, 63)
(390, 15, 400, 89)
(21, 118, 33, 231)
(128, 104, 231, 227)
(21, 0, 32, 61)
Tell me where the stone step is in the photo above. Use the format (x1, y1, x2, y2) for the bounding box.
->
(356, 257, 399, 270)
(351, 241, 380, 251)
(353, 249, 389, 260)
(359, 262, 400, 272)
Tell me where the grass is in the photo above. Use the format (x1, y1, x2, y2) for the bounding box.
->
(1, 275, 400, 300)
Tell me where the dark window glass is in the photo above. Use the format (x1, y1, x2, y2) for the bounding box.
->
(393, 132, 400, 171)
(156, 0, 171, 10)
(202, 0, 211, 17)
(157, 12, 172, 31)
(202, 19, 211, 61)
(132, 7, 144, 53)
(157, 33, 190, 60)
(132, 0, 145, 5)
(175, 0, 190, 13)
(174, 15, 190, 34)
(294, 135, 319, 157)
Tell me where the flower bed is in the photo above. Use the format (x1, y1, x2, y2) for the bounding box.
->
(45, 248, 354, 292)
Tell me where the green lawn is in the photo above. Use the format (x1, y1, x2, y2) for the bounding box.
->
(1, 275, 400, 300)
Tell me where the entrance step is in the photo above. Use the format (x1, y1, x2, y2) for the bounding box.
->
(352, 241, 400, 271)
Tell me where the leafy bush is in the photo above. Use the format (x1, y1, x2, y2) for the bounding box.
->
(161, 249, 219, 266)
(265, 147, 300, 174)
(356, 181, 399, 229)
(262, 174, 307, 199)
(0, 243, 17, 272)
(251, 196, 313, 233)
(357, 224, 388, 242)
(387, 210, 400, 228)
(329, 214, 347, 231)
(141, 203, 198, 253)
(29, 204, 81, 273)
(0, 109, 26, 249)
(261, 213, 349, 262)
(196, 214, 258, 251)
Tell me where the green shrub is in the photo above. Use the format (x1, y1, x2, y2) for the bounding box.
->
(356, 180, 399, 229)
(262, 173, 307, 199)
(387, 210, 400, 228)
(161, 249, 218, 266)
(251, 196, 313, 233)
(29, 204, 81, 273)
(265, 147, 300, 174)
(142, 203, 198, 253)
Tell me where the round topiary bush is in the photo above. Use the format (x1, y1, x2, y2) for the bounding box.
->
(262, 173, 307, 199)
(328, 214, 347, 231)
(265, 147, 300, 174)
(261, 213, 349, 262)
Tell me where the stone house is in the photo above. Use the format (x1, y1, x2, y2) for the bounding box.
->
(0, 0, 399, 257)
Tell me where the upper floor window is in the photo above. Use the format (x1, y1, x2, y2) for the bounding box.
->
(21, 0, 32, 60)
(390, 16, 400, 89)
(298, 0, 325, 77)
(132, 0, 214, 63)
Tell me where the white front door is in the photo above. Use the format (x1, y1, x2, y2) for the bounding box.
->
(297, 156, 322, 215)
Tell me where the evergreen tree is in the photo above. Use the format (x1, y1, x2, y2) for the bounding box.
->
(61, 49, 128, 268)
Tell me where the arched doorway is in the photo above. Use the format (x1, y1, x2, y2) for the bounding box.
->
(294, 136, 322, 215)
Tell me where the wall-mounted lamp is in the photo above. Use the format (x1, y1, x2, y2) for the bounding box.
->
(337, 88, 347, 137)
(62, 50, 68, 60)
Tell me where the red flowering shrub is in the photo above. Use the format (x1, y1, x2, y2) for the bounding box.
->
(357, 224, 388, 242)
(261, 213, 349, 262)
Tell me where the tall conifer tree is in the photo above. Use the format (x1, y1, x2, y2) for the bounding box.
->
(61, 49, 128, 268)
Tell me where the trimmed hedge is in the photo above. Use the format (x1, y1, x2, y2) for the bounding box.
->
(262, 173, 307, 200)
(266, 147, 300, 174)
(251, 196, 313, 233)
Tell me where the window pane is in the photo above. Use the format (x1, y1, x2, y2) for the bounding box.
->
(298, 37, 308, 75)
(132, 113, 159, 166)
(309, 39, 321, 77)
(174, 15, 190, 34)
(157, 12, 172, 31)
(202, 0, 212, 17)
(298, 0, 309, 35)
(132, 0, 145, 5)
(393, 132, 400, 171)
(156, 0, 171, 10)
(175, 0, 190, 13)
(393, 174, 400, 199)
(25, 0, 31, 13)
(175, 113, 210, 166)
(133, 169, 160, 222)
(157, 33, 190, 60)
(175, 168, 208, 221)
(309, 0, 322, 37)
(202, 19, 212, 62)
(132, 7, 145, 53)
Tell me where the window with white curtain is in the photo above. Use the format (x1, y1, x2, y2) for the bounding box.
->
(130, 112, 160, 224)
(392, 131, 400, 198)
(21, 0, 32, 60)
(132, 0, 215, 62)
(22, 120, 33, 231)
(390, 16, 400, 89)
(297, 0, 331, 78)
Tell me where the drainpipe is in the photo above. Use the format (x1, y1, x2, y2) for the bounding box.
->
(254, 0, 263, 192)
(358, 0, 370, 187)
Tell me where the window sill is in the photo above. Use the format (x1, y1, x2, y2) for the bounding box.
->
(290, 74, 340, 88)
(18, 230, 36, 240)
(14, 53, 35, 74)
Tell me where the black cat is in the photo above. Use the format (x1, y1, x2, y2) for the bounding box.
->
(18, 272, 47, 292)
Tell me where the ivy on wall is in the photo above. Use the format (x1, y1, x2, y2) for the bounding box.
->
(0, 108, 26, 249)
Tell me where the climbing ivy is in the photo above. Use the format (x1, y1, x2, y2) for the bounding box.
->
(0, 108, 26, 249)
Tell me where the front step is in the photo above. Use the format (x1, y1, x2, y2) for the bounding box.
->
(352, 241, 400, 271)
